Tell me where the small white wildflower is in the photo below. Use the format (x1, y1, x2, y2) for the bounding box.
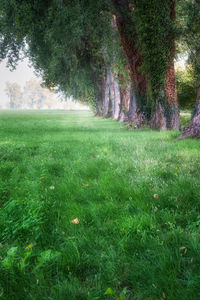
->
(49, 186, 55, 190)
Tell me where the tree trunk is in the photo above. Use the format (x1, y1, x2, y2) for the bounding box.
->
(179, 83, 200, 138)
(118, 84, 130, 122)
(103, 71, 110, 117)
(108, 71, 120, 120)
(112, 78, 120, 120)
(164, 0, 180, 130)
(95, 81, 104, 117)
(113, 0, 179, 130)
(128, 85, 137, 121)
(151, 101, 167, 130)
(96, 99, 103, 116)
(112, 0, 149, 126)
(93, 70, 105, 117)
(112, 0, 148, 101)
(103, 67, 112, 118)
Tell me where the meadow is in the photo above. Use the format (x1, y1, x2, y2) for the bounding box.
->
(0, 110, 199, 300)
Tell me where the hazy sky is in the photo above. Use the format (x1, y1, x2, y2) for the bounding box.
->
(0, 58, 41, 106)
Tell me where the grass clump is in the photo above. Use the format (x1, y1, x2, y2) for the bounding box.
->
(0, 110, 199, 299)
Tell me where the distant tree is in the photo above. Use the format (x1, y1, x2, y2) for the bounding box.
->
(5, 82, 21, 109)
(23, 79, 42, 108)
(23, 79, 56, 109)
(42, 88, 56, 109)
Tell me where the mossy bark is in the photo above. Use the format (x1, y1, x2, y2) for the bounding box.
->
(95, 76, 105, 117)
(165, 60, 180, 129)
(112, 0, 148, 125)
(164, 1, 180, 129)
(103, 68, 110, 117)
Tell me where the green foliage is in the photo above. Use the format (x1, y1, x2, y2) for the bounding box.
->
(177, 0, 200, 80)
(176, 67, 196, 109)
(0, 1, 125, 111)
(134, 0, 176, 99)
(0, 110, 200, 299)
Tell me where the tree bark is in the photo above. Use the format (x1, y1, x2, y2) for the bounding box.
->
(128, 85, 137, 121)
(179, 83, 200, 138)
(150, 1, 180, 130)
(164, 0, 180, 130)
(103, 67, 112, 118)
(96, 99, 103, 116)
(112, 0, 149, 127)
(112, 78, 120, 120)
(112, 0, 148, 100)
(113, 0, 180, 130)
(103, 74, 110, 117)
(95, 77, 104, 116)
(151, 101, 167, 130)
(118, 84, 130, 122)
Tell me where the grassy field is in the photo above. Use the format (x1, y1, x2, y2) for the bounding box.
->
(0, 110, 200, 300)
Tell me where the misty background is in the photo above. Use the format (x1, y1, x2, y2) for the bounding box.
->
(0, 58, 89, 110)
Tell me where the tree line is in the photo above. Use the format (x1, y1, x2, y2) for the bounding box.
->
(5, 79, 57, 109)
(0, 0, 199, 137)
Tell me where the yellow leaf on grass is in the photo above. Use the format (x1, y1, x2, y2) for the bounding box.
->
(25, 243, 33, 250)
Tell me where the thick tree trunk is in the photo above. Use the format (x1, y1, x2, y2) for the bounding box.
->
(180, 83, 200, 139)
(113, 0, 179, 130)
(112, 0, 148, 100)
(151, 2, 179, 130)
(112, 0, 149, 127)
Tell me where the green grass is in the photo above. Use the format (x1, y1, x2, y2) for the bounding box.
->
(0, 110, 199, 300)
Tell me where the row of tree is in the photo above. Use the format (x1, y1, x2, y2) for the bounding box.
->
(0, 0, 199, 137)
(5, 80, 56, 109)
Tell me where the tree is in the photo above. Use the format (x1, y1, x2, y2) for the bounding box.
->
(134, 0, 179, 129)
(111, 1, 149, 124)
(5, 82, 22, 109)
(23, 79, 57, 109)
(111, 0, 180, 129)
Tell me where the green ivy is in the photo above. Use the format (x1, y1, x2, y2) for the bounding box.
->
(134, 0, 176, 100)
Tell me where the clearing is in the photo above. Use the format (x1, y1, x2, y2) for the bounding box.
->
(0, 110, 200, 299)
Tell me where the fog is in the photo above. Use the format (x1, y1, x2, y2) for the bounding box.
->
(0, 58, 89, 110)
